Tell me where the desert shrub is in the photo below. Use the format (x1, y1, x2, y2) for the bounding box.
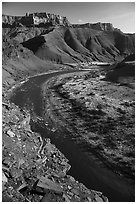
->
(117, 107, 126, 114)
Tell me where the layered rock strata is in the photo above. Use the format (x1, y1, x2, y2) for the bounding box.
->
(2, 12, 70, 27)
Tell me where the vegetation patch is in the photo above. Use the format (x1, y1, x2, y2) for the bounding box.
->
(42, 70, 135, 179)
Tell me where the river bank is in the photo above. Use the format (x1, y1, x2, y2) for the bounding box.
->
(2, 69, 109, 202)
(3, 67, 135, 201)
(41, 70, 135, 201)
(42, 71, 135, 179)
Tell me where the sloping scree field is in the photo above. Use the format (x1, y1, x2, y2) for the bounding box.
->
(3, 96, 108, 202)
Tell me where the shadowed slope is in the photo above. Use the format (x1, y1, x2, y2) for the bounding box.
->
(2, 16, 135, 88)
(21, 26, 135, 64)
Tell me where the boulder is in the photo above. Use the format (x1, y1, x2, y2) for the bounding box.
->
(36, 176, 63, 194)
(7, 130, 15, 137)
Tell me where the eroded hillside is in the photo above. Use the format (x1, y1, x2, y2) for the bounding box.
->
(3, 14, 135, 74)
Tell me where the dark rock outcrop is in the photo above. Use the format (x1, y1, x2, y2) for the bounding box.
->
(122, 53, 135, 62)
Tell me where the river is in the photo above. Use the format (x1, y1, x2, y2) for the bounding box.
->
(10, 70, 135, 202)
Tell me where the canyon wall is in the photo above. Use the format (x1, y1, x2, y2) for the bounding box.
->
(2, 12, 70, 27)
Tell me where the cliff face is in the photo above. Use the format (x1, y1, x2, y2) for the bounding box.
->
(90, 22, 115, 31)
(2, 14, 119, 31)
(73, 22, 121, 32)
(2, 13, 70, 27)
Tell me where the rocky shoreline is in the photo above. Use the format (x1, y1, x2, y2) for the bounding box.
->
(2, 71, 108, 202)
(42, 71, 135, 180)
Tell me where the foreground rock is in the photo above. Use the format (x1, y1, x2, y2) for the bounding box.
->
(2, 99, 108, 202)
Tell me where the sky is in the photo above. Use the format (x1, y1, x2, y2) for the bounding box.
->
(2, 2, 135, 33)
